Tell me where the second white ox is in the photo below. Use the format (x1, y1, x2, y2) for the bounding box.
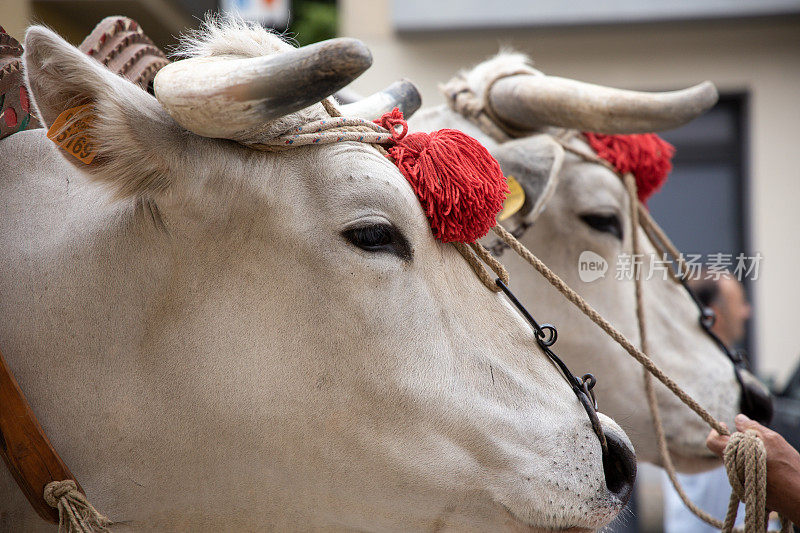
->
(410, 53, 771, 472)
(0, 21, 635, 531)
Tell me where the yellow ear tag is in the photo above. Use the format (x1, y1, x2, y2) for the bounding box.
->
(497, 175, 526, 222)
(46, 104, 98, 165)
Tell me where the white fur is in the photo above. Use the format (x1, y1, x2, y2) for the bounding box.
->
(458, 51, 542, 103)
(412, 53, 741, 472)
(171, 15, 297, 59)
(0, 26, 633, 531)
(166, 16, 326, 143)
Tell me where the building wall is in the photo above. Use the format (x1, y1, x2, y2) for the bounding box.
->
(3, 0, 197, 48)
(340, 0, 800, 386)
(3, 0, 30, 41)
(4, 0, 799, 384)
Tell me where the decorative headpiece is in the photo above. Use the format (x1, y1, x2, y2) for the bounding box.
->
(583, 132, 674, 203)
(376, 109, 509, 243)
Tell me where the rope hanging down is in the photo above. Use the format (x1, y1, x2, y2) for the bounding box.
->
(440, 74, 792, 533)
(21, 95, 781, 532)
(464, 218, 790, 533)
(623, 173, 777, 533)
(551, 129, 788, 532)
(43, 481, 111, 533)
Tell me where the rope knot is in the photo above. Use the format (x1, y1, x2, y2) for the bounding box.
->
(723, 429, 766, 495)
(43, 479, 111, 532)
(44, 479, 78, 507)
(440, 76, 482, 118)
(373, 108, 408, 142)
(722, 429, 768, 532)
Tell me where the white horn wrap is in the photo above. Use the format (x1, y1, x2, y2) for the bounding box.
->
(489, 76, 719, 134)
(153, 38, 372, 138)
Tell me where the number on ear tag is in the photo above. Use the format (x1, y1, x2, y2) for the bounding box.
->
(46, 104, 98, 165)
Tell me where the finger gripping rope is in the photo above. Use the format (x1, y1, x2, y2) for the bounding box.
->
(439, 76, 788, 532)
(723, 431, 768, 533)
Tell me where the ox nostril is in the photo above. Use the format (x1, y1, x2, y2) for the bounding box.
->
(602, 431, 637, 505)
(739, 371, 774, 425)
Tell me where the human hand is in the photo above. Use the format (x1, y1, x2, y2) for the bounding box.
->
(706, 414, 800, 524)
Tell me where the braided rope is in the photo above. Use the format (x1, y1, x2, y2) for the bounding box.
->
(246, 116, 395, 150)
(490, 222, 729, 433)
(493, 217, 796, 532)
(469, 241, 509, 285)
(43, 481, 111, 533)
(723, 430, 769, 533)
(452, 242, 507, 292)
(442, 74, 511, 143)
(442, 69, 537, 143)
(548, 131, 793, 531)
(438, 73, 794, 531)
(245, 99, 504, 289)
(239, 96, 791, 532)
(624, 172, 732, 528)
(626, 171, 792, 533)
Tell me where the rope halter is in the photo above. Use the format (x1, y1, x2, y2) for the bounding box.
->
(442, 71, 792, 533)
(243, 99, 609, 452)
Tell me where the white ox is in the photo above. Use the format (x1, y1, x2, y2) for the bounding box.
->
(0, 22, 636, 531)
(410, 54, 771, 473)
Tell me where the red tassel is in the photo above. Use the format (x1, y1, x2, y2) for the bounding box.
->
(376, 110, 508, 243)
(583, 132, 675, 204)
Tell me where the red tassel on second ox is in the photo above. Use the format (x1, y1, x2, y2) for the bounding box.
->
(583, 132, 675, 204)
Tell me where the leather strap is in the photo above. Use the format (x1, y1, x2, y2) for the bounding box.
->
(0, 345, 80, 523)
(1, 17, 164, 525)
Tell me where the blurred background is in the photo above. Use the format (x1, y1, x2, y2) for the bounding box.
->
(3, 0, 799, 530)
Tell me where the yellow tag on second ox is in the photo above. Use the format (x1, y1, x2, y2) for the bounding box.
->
(497, 175, 526, 222)
(46, 104, 98, 165)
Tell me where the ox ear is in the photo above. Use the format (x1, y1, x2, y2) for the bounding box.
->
(492, 134, 564, 223)
(23, 26, 193, 198)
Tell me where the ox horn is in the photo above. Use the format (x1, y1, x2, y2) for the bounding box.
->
(153, 38, 372, 138)
(339, 79, 422, 120)
(488, 75, 718, 134)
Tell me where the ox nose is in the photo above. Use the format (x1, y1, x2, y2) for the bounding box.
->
(601, 427, 637, 505)
(739, 369, 774, 424)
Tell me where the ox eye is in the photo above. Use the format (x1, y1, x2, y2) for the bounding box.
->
(342, 224, 412, 261)
(580, 213, 623, 240)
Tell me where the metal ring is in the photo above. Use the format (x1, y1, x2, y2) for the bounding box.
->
(579, 373, 599, 410)
(700, 307, 716, 329)
(537, 324, 558, 346)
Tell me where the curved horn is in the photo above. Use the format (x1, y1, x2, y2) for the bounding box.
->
(334, 87, 362, 104)
(154, 38, 372, 138)
(488, 76, 718, 134)
(339, 79, 422, 120)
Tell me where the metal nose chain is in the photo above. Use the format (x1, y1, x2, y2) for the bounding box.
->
(679, 276, 766, 418)
(680, 277, 745, 364)
(495, 278, 608, 454)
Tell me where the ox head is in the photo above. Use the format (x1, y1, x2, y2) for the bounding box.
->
(15, 23, 636, 530)
(410, 53, 771, 472)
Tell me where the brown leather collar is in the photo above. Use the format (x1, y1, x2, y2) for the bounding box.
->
(1, 16, 167, 525)
(0, 345, 80, 523)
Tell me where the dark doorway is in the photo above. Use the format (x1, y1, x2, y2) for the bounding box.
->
(648, 95, 753, 359)
(606, 95, 749, 533)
